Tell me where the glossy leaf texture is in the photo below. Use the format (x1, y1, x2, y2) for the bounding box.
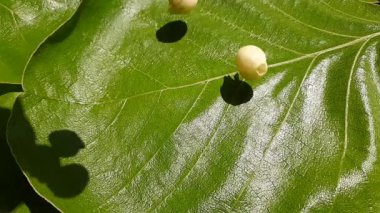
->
(0, 0, 81, 83)
(7, 0, 380, 212)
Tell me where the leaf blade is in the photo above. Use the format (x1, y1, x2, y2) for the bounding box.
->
(7, 0, 380, 212)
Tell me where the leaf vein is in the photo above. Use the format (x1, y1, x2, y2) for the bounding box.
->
(0, 2, 27, 42)
(86, 99, 128, 147)
(321, 1, 380, 24)
(98, 83, 208, 210)
(268, 3, 359, 38)
(27, 32, 380, 105)
(328, 39, 371, 212)
(149, 104, 231, 212)
(199, 9, 306, 55)
(232, 56, 318, 204)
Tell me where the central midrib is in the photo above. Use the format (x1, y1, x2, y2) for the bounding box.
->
(26, 31, 380, 105)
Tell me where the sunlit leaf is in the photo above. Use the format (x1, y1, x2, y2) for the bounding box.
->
(7, 0, 380, 212)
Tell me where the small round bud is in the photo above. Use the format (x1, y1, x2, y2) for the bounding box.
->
(236, 45, 268, 80)
(169, 0, 198, 14)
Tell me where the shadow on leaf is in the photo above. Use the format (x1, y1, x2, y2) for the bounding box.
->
(220, 74, 253, 106)
(0, 108, 58, 212)
(7, 100, 89, 198)
(0, 84, 22, 96)
(46, 0, 88, 44)
(156, 20, 188, 43)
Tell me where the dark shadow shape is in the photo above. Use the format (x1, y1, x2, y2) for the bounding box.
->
(0, 107, 24, 212)
(46, 0, 88, 43)
(42, 130, 89, 198)
(0, 107, 10, 130)
(0, 107, 58, 213)
(156, 20, 188, 43)
(220, 74, 253, 106)
(7, 101, 89, 199)
(0, 84, 23, 96)
(49, 130, 85, 158)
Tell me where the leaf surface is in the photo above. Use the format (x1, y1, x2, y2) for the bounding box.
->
(0, 86, 58, 212)
(7, 0, 380, 212)
(0, 0, 81, 83)
(0, 89, 23, 211)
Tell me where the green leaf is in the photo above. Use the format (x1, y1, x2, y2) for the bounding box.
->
(0, 0, 81, 83)
(0, 90, 26, 210)
(7, 0, 380, 212)
(0, 86, 58, 212)
(0, 87, 23, 212)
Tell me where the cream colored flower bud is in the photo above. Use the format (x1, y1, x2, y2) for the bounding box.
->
(169, 0, 198, 14)
(236, 45, 268, 80)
